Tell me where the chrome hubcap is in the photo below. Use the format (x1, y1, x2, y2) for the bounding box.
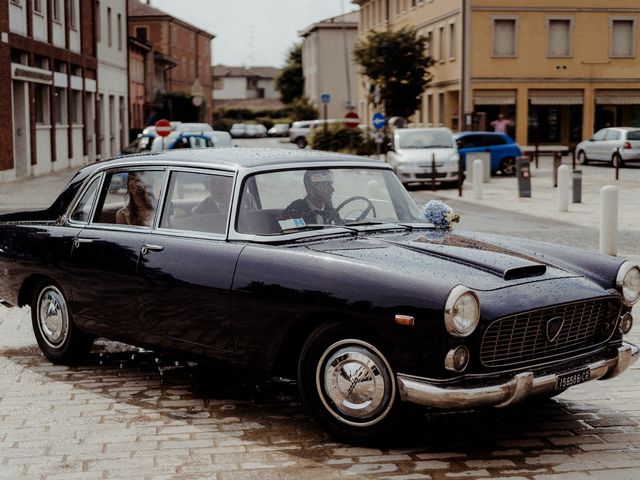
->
(38, 287, 69, 348)
(317, 340, 395, 426)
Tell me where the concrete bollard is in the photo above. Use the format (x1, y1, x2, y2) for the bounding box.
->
(600, 185, 618, 256)
(557, 164, 570, 212)
(473, 159, 483, 200)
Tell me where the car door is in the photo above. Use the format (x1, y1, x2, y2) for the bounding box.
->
(588, 128, 608, 160)
(67, 168, 165, 338)
(136, 169, 243, 353)
(603, 129, 621, 161)
(456, 134, 483, 169)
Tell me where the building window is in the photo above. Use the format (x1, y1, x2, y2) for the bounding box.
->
(10, 0, 22, 7)
(33, 0, 43, 14)
(135, 27, 148, 42)
(438, 93, 445, 126)
(492, 18, 517, 57)
(449, 23, 456, 60)
(53, 0, 61, 20)
(35, 85, 49, 124)
(117, 13, 122, 50)
(55, 88, 67, 124)
(427, 94, 433, 125)
(107, 7, 112, 47)
(547, 18, 572, 57)
(438, 26, 445, 60)
(426, 30, 433, 57)
(71, 90, 82, 124)
(69, 0, 77, 29)
(611, 18, 636, 57)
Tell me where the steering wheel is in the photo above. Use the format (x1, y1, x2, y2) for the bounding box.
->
(336, 196, 376, 222)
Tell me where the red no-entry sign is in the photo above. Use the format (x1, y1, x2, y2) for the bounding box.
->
(345, 111, 359, 129)
(155, 119, 172, 137)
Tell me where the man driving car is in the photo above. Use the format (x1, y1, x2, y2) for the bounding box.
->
(281, 170, 341, 225)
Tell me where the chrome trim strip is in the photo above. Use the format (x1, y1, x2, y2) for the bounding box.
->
(397, 342, 639, 409)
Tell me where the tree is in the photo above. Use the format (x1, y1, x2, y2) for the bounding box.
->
(276, 44, 304, 105)
(354, 27, 434, 120)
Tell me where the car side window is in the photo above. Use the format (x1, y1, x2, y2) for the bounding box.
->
(69, 176, 100, 223)
(592, 129, 607, 141)
(457, 136, 476, 148)
(159, 171, 233, 235)
(92, 170, 164, 227)
(481, 134, 506, 146)
(604, 130, 620, 141)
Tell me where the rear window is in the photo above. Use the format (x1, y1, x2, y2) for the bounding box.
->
(626, 130, 640, 140)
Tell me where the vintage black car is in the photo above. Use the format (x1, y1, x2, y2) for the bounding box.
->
(0, 148, 638, 443)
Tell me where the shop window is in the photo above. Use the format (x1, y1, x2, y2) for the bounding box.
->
(492, 18, 517, 57)
(611, 19, 635, 57)
(547, 18, 572, 57)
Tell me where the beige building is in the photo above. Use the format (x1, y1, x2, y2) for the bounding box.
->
(353, 0, 640, 146)
(300, 12, 359, 119)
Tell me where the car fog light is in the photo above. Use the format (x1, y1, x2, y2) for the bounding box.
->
(620, 312, 633, 334)
(444, 286, 480, 337)
(616, 262, 640, 306)
(445, 345, 470, 372)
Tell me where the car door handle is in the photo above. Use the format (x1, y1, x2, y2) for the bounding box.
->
(74, 238, 95, 248)
(141, 244, 164, 255)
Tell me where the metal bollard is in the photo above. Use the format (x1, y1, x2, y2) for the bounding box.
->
(552, 152, 562, 187)
(572, 169, 582, 203)
(431, 153, 436, 192)
(557, 164, 570, 212)
(600, 185, 618, 256)
(473, 159, 483, 200)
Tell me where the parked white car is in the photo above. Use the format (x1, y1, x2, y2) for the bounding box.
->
(386, 128, 460, 186)
(576, 127, 640, 167)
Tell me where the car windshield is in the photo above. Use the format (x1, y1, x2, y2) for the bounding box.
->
(397, 130, 454, 149)
(237, 167, 425, 235)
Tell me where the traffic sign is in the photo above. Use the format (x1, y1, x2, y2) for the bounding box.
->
(320, 93, 331, 104)
(155, 119, 172, 137)
(345, 111, 359, 128)
(372, 112, 386, 130)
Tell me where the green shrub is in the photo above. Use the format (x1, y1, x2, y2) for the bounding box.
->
(309, 124, 378, 155)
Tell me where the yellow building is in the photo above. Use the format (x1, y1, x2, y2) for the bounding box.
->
(353, 0, 640, 146)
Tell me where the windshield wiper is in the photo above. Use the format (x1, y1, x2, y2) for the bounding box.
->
(343, 221, 386, 227)
(280, 224, 339, 233)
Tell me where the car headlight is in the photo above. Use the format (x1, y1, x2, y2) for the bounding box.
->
(444, 286, 480, 337)
(616, 262, 640, 306)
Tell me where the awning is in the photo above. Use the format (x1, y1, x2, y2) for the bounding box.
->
(529, 90, 583, 105)
(473, 90, 516, 105)
(596, 90, 640, 105)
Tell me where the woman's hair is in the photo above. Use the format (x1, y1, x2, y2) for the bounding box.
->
(125, 172, 156, 224)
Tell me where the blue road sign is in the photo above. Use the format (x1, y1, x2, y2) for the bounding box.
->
(373, 112, 386, 130)
(320, 93, 331, 104)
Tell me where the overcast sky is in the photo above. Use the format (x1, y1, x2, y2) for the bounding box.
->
(148, 0, 359, 68)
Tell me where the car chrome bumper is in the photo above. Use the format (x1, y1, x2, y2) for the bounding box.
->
(397, 342, 639, 409)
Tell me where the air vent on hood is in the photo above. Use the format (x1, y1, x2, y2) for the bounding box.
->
(503, 264, 547, 280)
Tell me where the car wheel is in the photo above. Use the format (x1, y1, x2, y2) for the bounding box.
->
(298, 322, 404, 443)
(612, 153, 624, 168)
(499, 157, 516, 176)
(295, 137, 307, 149)
(31, 280, 93, 364)
(577, 150, 588, 165)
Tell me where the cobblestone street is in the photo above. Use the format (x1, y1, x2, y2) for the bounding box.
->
(1, 304, 639, 479)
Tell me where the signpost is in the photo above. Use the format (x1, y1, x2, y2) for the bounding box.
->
(320, 94, 331, 129)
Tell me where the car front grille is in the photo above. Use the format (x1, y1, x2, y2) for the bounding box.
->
(480, 298, 621, 368)
(415, 172, 448, 179)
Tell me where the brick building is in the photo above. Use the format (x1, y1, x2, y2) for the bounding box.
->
(128, 0, 214, 124)
(1, 0, 98, 181)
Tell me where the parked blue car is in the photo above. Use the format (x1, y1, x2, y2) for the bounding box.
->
(454, 132, 522, 176)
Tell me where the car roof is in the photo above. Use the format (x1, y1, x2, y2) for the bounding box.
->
(88, 148, 383, 174)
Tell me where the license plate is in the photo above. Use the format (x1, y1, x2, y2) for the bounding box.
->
(555, 368, 590, 390)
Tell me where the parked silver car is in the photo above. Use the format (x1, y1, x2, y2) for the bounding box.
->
(386, 127, 460, 186)
(576, 127, 640, 167)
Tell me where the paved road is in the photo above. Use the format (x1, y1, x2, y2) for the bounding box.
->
(1, 137, 640, 479)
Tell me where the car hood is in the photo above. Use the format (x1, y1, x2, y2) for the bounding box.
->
(395, 148, 457, 163)
(303, 229, 581, 292)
